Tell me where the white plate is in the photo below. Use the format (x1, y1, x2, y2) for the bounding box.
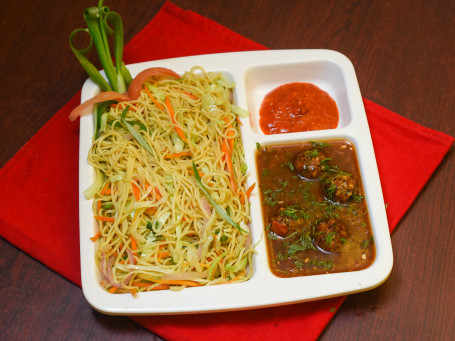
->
(79, 49, 393, 315)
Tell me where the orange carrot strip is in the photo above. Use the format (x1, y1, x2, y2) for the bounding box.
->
(100, 182, 111, 196)
(145, 207, 157, 215)
(221, 139, 237, 193)
(144, 86, 164, 110)
(94, 215, 115, 223)
(225, 271, 246, 284)
(131, 236, 137, 253)
(132, 182, 141, 201)
(129, 288, 138, 296)
(165, 97, 188, 143)
(90, 231, 101, 241)
(183, 91, 198, 100)
(188, 169, 205, 177)
(223, 117, 235, 152)
(155, 279, 202, 287)
(240, 182, 256, 204)
(236, 116, 243, 126)
(132, 282, 170, 290)
(154, 187, 162, 200)
(97, 200, 102, 213)
(144, 182, 162, 201)
(157, 251, 170, 260)
(163, 152, 192, 159)
(108, 286, 118, 293)
(246, 182, 256, 198)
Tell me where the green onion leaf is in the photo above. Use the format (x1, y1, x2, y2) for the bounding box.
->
(192, 161, 247, 233)
(120, 106, 155, 156)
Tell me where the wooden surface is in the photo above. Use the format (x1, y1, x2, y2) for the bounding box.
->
(1, 0, 454, 340)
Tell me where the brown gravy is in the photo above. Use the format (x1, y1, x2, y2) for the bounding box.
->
(256, 140, 375, 277)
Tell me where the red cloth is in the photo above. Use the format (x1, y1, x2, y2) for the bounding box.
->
(0, 2, 453, 341)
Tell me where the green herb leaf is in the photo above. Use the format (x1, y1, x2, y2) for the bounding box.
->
(192, 161, 246, 233)
(120, 106, 155, 156)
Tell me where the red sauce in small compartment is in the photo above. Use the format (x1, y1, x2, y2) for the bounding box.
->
(259, 82, 339, 134)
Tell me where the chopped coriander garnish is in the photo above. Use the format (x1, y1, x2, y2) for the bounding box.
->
(282, 161, 295, 171)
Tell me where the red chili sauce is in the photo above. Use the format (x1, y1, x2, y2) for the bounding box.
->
(259, 83, 339, 134)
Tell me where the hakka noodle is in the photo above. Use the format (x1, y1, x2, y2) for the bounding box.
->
(85, 66, 256, 294)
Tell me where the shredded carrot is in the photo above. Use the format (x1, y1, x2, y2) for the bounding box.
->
(131, 236, 137, 253)
(221, 139, 237, 193)
(223, 117, 235, 151)
(246, 182, 256, 198)
(183, 91, 198, 100)
(108, 286, 118, 293)
(155, 279, 202, 287)
(132, 282, 170, 290)
(146, 206, 157, 215)
(129, 288, 138, 296)
(144, 86, 164, 110)
(132, 181, 141, 201)
(144, 182, 162, 200)
(165, 96, 188, 143)
(90, 231, 101, 241)
(94, 215, 115, 222)
(240, 182, 256, 204)
(236, 116, 243, 126)
(163, 152, 192, 159)
(97, 200, 102, 213)
(188, 169, 205, 177)
(225, 271, 246, 284)
(157, 251, 170, 260)
(154, 187, 162, 200)
(100, 182, 111, 196)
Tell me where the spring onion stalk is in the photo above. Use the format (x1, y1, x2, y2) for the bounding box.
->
(192, 161, 247, 233)
(69, 0, 131, 93)
(84, 169, 105, 199)
(94, 100, 113, 139)
(120, 106, 156, 156)
(207, 251, 228, 279)
(225, 257, 247, 272)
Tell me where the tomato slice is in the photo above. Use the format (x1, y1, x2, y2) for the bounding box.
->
(127, 67, 180, 99)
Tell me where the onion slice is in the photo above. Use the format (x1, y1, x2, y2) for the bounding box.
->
(127, 67, 180, 99)
(68, 91, 131, 121)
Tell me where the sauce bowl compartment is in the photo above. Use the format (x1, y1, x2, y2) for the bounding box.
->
(244, 58, 355, 134)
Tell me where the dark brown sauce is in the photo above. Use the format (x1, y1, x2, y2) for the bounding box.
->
(256, 140, 375, 277)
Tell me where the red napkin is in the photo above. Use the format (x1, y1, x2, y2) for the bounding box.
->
(0, 2, 453, 341)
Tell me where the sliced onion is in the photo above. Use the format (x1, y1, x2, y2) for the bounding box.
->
(126, 249, 135, 265)
(200, 197, 212, 217)
(68, 91, 131, 121)
(105, 255, 122, 288)
(127, 67, 180, 100)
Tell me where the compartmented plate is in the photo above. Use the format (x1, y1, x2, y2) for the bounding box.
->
(79, 50, 393, 315)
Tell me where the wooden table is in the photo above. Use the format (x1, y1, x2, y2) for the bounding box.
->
(1, 0, 453, 339)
